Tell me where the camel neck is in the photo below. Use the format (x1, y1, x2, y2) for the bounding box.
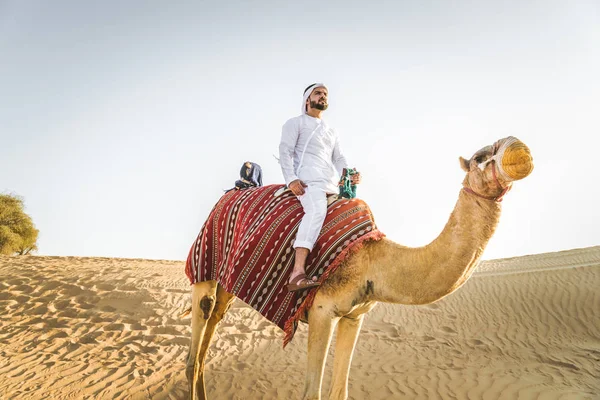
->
(366, 190, 501, 305)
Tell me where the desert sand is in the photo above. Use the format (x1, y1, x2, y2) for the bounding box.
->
(1, 246, 598, 399)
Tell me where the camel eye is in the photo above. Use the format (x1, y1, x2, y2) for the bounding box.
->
(474, 155, 488, 164)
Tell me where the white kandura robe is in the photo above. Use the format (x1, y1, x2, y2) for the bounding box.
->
(279, 114, 349, 251)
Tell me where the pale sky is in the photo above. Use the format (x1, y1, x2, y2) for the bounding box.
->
(1, 0, 599, 261)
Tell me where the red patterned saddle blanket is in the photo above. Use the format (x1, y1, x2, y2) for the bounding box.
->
(185, 184, 384, 346)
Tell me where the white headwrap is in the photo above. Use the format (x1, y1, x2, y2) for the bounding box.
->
(301, 83, 327, 114)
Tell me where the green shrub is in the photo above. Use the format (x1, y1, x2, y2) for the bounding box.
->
(0, 194, 39, 255)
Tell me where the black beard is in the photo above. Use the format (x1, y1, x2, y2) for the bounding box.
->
(310, 100, 328, 111)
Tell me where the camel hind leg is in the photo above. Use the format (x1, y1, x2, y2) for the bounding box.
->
(193, 285, 235, 399)
(186, 281, 235, 400)
(186, 280, 217, 399)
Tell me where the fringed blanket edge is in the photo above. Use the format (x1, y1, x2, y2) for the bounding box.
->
(282, 229, 386, 347)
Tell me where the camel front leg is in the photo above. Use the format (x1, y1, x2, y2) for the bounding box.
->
(328, 315, 364, 400)
(304, 307, 340, 400)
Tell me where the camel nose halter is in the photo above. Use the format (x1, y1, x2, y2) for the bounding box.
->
(477, 136, 520, 180)
(463, 160, 512, 202)
(463, 140, 515, 202)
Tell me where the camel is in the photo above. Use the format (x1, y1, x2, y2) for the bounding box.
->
(185, 136, 534, 400)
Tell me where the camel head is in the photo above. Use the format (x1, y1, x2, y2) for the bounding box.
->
(459, 136, 533, 201)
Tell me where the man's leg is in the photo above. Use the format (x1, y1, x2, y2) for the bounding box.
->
(288, 187, 327, 289)
(291, 247, 310, 279)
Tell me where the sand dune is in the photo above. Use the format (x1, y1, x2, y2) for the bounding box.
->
(1, 247, 599, 399)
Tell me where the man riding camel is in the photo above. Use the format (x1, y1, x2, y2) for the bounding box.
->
(279, 83, 362, 292)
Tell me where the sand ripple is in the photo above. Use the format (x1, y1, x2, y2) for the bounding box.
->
(0, 248, 598, 399)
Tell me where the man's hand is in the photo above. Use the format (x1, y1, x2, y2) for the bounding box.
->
(351, 172, 362, 185)
(289, 179, 308, 196)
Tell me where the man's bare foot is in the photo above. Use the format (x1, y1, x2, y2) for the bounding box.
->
(287, 274, 320, 292)
(287, 247, 318, 292)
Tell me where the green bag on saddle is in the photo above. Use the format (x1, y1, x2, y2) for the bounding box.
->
(338, 168, 358, 199)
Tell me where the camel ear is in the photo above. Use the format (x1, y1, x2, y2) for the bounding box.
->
(459, 156, 470, 172)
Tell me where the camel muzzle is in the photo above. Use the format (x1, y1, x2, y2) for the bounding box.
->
(500, 139, 534, 181)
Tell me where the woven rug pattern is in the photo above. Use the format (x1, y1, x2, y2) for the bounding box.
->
(185, 184, 384, 346)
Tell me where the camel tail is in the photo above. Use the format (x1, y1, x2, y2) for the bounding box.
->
(180, 306, 192, 318)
